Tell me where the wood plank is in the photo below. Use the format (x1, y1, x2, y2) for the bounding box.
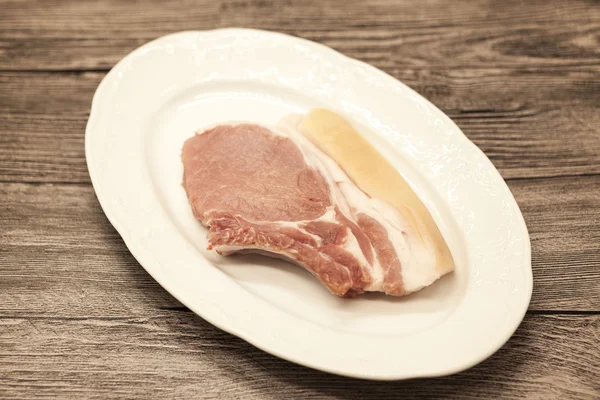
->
(0, 0, 599, 71)
(0, 313, 598, 399)
(1, 179, 599, 315)
(0, 114, 89, 184)
(1, 72, 599, 182)
(0, 183, 183, 316)
(510, 176, 600, 311)
(0, 72, 102, 116)
(2, 1, 598, 397)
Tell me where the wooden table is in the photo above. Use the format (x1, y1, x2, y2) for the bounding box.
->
(1, 1, 599, 398)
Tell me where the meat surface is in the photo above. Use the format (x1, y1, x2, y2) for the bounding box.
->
(182, 116, 449, 296)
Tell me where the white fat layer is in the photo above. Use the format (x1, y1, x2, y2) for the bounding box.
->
(275, 116, 375, 280)
(270, 207, 348, 250)
(215, 245, 297, 260)
(338, 183, 438, 292)
(369, 199, 438, 292)
(277, 115, 440, 293)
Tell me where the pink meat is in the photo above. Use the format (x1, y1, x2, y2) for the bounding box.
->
(182, 123, 405, 297)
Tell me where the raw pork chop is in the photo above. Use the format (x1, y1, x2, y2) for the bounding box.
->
(182, 118, 450, 297)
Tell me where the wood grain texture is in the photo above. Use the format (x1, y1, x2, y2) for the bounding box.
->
(0, 72, 102, 116)
(1, 181, 599, 316)
(0, 313, 598, 399)
(2, 0, 600, 397)
(0, 114, 89, 184)
(1, 0, 599, 71)
(1, 73, 600, 182)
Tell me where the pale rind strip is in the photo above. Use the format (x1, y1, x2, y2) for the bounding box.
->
(299, 109, 455, 288)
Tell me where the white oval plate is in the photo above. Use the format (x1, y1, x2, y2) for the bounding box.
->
(86, 29, 532, 380)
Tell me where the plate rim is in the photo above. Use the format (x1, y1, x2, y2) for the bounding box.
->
(86, 28, 532, 380)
